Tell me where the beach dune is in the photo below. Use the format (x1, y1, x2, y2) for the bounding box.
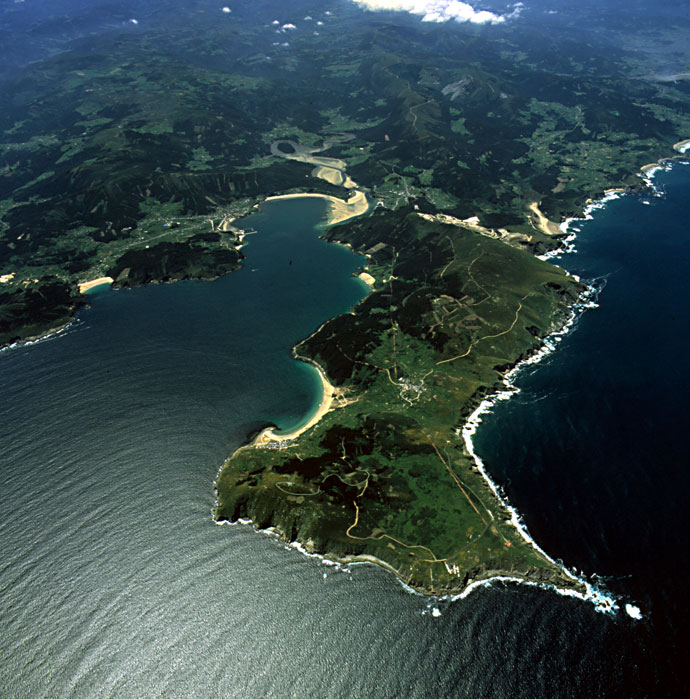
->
(528, 202, 561, 236)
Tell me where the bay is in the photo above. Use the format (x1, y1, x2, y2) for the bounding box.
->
(1, 173, 688, 697)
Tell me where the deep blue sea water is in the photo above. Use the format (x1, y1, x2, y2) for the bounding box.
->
(2, 171, 690, 697)
(472, 163, 690, 695)
(3, 0, 690, 695)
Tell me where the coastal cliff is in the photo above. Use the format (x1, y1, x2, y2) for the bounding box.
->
(215, 208, 591, 597)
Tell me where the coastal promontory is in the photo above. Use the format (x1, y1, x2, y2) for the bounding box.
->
(215, 207, 588, 595)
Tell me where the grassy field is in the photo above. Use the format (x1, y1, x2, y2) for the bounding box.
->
(215, 209, 586, 594)
(3, 2, 690, 343)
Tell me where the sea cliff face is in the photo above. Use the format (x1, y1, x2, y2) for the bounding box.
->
(215, 208, 589, 596)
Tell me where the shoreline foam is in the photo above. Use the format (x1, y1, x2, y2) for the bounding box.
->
(452, 160, 690, 618)
(0, 318, 77, 353)
(458, 283, 621, 615)
(212, 151, 690, 619)
(638, 140, 690, 188)
(213, 516, 596, 612)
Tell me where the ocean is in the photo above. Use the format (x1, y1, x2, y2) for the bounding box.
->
(2, 168, 690, 696)
(473, 162, 690, 695)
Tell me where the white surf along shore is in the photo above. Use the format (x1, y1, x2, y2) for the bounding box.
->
(453, 149, 690, 620)
(214, 189, 620, 615)
(458, 283, 621, 616)
(215, 141, 690, 620)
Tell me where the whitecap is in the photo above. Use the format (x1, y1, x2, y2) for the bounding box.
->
(457, 278, 622, 615)
(626, 603, 643, 619)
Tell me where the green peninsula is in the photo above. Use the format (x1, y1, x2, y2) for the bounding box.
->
(215, 206, 586, 594)
(3, 0, 689, 599)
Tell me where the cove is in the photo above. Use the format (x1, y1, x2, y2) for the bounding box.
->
(84, 195, 368, 435)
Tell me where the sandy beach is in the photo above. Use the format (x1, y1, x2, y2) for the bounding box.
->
(312, 165, 345, 186)
(78, 276, 114, 294)
(640, 162, 664, 175)
(673, 138, 690, 153)
(253, 364, 337, 445)
(358, 272, 376, 287)
(266, 190, 370, 226)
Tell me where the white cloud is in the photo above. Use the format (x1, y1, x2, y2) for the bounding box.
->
(282, 23, 297, 30)
(349, 1, 522, 25)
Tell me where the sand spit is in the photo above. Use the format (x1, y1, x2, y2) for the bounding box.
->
(324, 190, 369, 225)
